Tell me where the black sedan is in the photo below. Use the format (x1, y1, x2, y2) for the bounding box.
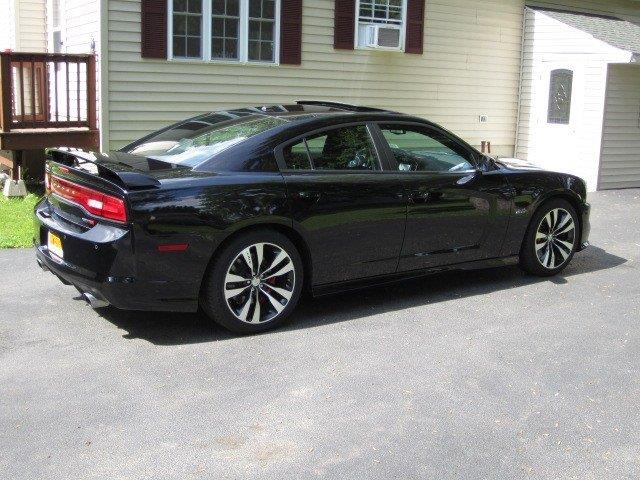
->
(34, 101, 590, 333)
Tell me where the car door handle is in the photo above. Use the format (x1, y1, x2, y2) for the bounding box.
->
(409, 191, 435, 204)
(294, 191, 321, 203)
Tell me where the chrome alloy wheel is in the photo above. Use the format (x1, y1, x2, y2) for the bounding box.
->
(535, 208, 576, 270)
(223, 242, 295, 324)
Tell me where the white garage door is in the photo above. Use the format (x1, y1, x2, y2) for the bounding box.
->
(598, 64, 640, 190)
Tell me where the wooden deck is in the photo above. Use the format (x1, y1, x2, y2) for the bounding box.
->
(0, 127, 99, 150)
(0, 52, 99, 179)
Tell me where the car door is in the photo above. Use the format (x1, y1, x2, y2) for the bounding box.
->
(371, 122, 511, 272)
(275, 122, 406, 285)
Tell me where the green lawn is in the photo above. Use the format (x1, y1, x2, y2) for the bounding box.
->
(0, 193, 40, 248)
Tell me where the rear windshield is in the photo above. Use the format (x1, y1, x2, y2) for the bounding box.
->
(122, 113, 288, 167)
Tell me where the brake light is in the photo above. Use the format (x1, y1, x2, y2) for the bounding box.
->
(49, 175, 127, 222)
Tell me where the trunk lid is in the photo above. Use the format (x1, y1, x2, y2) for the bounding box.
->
(45, 149, 183, 229)
(48, 149, 189, 190)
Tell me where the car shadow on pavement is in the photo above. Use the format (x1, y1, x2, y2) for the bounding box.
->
(97, 245, 626, 345)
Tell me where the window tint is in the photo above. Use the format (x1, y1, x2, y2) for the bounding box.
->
(123, 113, 287, 167)
(548, 69, 573, 124)
(282, 140, 312, 170)
(283, 125, 379, 171)
(380, 125, 474, 172)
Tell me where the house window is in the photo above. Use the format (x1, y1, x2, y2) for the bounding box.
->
(212, 0, 240, 60)
(356, 0, 406, 50)
(169, 0, 280, 63)
(547, 69, 573, 124)
(248, 0, 277, 62)
(172, 0, 203, 59)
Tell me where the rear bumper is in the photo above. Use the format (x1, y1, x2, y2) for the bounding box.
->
(34, 199, 197, 312)
(35, 246, 136, 309)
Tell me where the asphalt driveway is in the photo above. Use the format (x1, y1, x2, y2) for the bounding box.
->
(1, 189, 639, 479)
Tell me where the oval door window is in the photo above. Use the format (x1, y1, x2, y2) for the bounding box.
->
(547, 69, 573, 124)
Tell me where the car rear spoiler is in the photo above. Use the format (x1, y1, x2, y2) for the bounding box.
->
(48, 149, 162, 190)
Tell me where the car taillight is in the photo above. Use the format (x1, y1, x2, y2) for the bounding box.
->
(44, 171, 51, 194)
(49, 175, 127, 223)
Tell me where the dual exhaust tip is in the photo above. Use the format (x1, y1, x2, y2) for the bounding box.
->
(37, 257, 110, 309)
(82, 292, 110, 309)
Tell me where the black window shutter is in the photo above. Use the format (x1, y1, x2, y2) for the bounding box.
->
(405, 0, 425, 54)
(141, 0, 168, 59)
(280, 0, 303, 65)
(334, 0, 356, 50)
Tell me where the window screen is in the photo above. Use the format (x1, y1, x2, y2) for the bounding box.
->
(547, 69, 573, 124)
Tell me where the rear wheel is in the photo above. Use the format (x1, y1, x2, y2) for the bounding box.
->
(519, 199, 578, 277)
(201, 230, 303, 334)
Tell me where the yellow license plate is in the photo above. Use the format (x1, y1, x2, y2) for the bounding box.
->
(48, 231, 64, 259)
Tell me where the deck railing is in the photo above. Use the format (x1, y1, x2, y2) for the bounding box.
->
(0, 52, 97, 132)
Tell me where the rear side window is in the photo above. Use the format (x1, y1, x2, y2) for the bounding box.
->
(282, 141, 312, 170)
(282, 125, 380, 171)
(123, 113, 287, 167)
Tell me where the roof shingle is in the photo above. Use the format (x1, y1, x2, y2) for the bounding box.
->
(540, 9, 640, 55)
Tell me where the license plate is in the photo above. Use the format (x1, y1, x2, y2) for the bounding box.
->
(48, 231, 64, 259)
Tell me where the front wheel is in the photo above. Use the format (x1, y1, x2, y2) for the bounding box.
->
(201, 230, 303, 334)
(519, 199, 579, 277)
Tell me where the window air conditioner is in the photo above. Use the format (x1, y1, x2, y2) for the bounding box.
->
(364, 24, 401, 49)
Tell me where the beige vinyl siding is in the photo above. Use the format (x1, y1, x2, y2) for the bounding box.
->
(598, 64, 640, 190)
(105, 0, 640, 152)
(107, 0, 524, 153)
(15, 0, 46, 52)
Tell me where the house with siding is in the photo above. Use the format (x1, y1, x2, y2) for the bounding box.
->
(0, 0, 47, 53)
(1, 0, 639, 191)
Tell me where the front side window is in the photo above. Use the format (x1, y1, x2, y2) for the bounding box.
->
(170, 0, 279, 63)
(547, 69, 573, 124)
(356, 0, 406, 50)
(282, 125, 380, 171)
(380, 124, 475, 173)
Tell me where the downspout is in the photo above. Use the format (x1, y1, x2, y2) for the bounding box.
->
(99, 0, 110, 152)
(513, 6, 529, 158)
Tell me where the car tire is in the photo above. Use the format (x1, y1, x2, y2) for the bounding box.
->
(519, 198, 579, 277)
(200, 230, 303, 334)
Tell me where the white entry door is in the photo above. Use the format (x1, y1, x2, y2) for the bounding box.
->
(531, 62, 584, 177)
